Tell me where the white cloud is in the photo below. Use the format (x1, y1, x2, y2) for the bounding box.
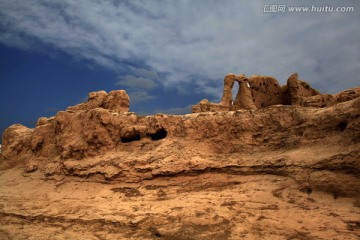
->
(0, 0, 359, 96)
(129, 67, 159, 79)
(0, 30, 32, 50)
(115, 75, 157, 90)
(128, 91, 156, 104)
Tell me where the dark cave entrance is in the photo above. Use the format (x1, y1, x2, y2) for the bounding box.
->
(120, 134, 141, 143)
(336, 121, 348, 132)
(149, 128, 167, 141)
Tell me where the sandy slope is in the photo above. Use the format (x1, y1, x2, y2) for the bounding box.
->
(1, 141, 359, 239)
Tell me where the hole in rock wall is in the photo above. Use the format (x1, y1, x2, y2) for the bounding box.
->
(336, 121, 348, 132)
(150, 128, 167, 141)
(120, 134, 141, 143)
(232, 82, 239, 103)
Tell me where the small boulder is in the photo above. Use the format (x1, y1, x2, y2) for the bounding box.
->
(1, 124, 33, 161)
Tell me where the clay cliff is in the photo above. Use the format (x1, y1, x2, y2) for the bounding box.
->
(192, 73, 360, 112)
(0, 74, 360, 240)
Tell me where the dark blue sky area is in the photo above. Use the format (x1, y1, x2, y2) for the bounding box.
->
(0, 46, 112, 136)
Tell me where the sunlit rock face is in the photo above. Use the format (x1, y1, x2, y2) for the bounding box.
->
(192, 72, 360, 112)
(1, 76, 360, 240)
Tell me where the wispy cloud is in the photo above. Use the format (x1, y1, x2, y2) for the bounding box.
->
(115, 75, 157, 90)
(0, 0, 359, 97)
(128, 91, 156, 104)
(115, 68, 159, 103)
(129, 67, 159, 80)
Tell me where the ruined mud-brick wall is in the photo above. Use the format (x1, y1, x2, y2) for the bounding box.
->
(2, 74, 360, 166)
(1, 90, 129, 164)
(0, 82, 359, 182)
(192, 73, 360, 112)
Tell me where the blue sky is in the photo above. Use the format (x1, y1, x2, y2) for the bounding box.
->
(1, 0, 359, 140)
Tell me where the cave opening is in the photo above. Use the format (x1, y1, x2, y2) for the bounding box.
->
(120, 134, 141, 143)
(336, 121, 348, 132)
(150, 128, 167, 141)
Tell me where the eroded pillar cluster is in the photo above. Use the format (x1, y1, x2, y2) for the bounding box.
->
(220, 74, 257, 110)
(192, 72, 321, 113)
(192, 73, 257, 113)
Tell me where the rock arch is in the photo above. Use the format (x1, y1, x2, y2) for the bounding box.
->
(220, 73, 236, 109)
(218, 73, 257, 111)
(232, 75, 257, 110)
(192, 72, 322, 113)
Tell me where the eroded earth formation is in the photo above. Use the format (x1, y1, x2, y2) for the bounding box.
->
(1, 73, 360, 240)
